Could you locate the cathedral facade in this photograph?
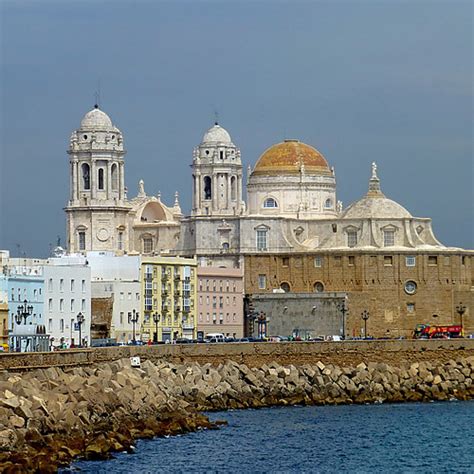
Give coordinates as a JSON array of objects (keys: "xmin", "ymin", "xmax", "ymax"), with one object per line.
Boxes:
[{"xmin": 65, "ymin": 108, "xmax": 472, "ymax": 338}]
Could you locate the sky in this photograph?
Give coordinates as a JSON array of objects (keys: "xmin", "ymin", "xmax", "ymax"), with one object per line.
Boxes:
[{"xmin": 0, "ymin": 0, "xmax": 472, "ymax": 257}]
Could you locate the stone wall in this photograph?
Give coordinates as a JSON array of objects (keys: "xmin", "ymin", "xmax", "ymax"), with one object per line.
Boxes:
[
  {"xmin": 245, "ymin": 252, "xmax": 473, "ymax": 338},
  {"xmin": 0, "ymin": 339, "xmax": 473, "ymax": 371}
]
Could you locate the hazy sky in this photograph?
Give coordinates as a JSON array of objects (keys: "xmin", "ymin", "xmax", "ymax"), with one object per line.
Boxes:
[{"xmin": 0, "ymin": 0, "xmax": 472, "ymax": 257}]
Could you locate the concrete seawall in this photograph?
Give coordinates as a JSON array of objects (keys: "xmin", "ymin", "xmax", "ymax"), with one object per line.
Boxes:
[{"xmin": 1, "ymin": 339, "xmax": 473, "ymax": 371}]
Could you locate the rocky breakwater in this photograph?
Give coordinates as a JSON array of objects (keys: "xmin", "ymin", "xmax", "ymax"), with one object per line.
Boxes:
[{"xmin": 1, "ymin": 356, "xmax": 473, "ymax": 472}]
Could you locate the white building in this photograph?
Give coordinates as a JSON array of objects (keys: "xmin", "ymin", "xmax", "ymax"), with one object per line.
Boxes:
[
  {"xmin": 44, "ymin": 257, "xmax": 91, "ymax": 348},
  {"xmin": 85, "ymin": 252, "xmax": 141, "ymax": 343}
]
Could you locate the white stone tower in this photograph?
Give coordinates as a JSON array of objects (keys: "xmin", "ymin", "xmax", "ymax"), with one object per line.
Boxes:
[
  {"xmin": 65, "ymin": 105, "xmax": 130, "ymax": 254},
  {"xmin": 191, "ymin": 123, "xmax": 243, "ymax": 217}
]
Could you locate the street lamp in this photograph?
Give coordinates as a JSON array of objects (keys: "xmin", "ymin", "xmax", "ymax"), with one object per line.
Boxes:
[
  {"xmin": 76, "ymin": 312, "xmax": 85, "ymax": 348},
  {"xmin": 153, "ymin": 312, "xmax": 161, "ymax": 343},
  {"xmin": 128, "ymin": 310, "xmax": 139, "ymax": 344},
  {"xmin": 16, "ymin": 299, "xmax": 33, "ymax": 325},
  {"xmin": 361, "ymin": 310, "xmax": 370, "ymax": 339},
  {"xmin": 336, "ymin": 299, "xmax": 348, "ymax": 340},
  {"xmin": 456, "ymin": 303, "xmax": 466, "ymax": 337}
]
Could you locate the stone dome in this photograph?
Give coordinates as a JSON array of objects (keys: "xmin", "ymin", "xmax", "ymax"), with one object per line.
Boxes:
[
  {"xmin": 202, "ymin": 123, "xmax": 232, "ymax": 144},
  {"xmin": 252, "ymin": 140, "xmax": 331, "ymax": 176},
  {"xmin": 343, "ymin": 162, "xmax": 412, "ymax": 219},
  {"xmin": 80, "ymin": 106, "xmax": 113, "ymax": 130},
  {"xmin": 343, "ymin": 196, "xmax": 412, "ymax": 219}
]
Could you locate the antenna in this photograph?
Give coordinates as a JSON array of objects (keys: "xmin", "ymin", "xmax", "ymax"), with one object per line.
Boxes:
[
  {"xmin": 214, "ymin": 109, "xmax": 219, "ymax": 125},
  {"xmin": 94, "ymin": 79, "xmax": 101, "ymax": 108}
]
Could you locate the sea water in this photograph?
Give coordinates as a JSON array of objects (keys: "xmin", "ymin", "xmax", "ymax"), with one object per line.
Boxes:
[{"xmin": 65, "ymin": 401, "xmax": 474, "ymax": 473}]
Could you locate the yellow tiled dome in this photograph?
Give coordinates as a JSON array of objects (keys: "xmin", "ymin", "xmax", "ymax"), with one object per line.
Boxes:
[{"xmin": 252, "ymin": 140, "xmax": 331, "ymax": 176}]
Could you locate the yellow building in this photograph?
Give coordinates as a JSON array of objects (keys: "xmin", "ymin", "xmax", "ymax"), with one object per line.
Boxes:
[
  {"xmin": 141, "ymin": 256, "xmax": 197, "ymax": 342},
  {"xmin": 0, "ymin": 302, "xmax": 8, "ymax": 350}
]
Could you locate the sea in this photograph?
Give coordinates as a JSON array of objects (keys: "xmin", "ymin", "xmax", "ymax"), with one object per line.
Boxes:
[{"xmin": 65, "ymin": 401, "xmax": 474, "ymax": 473}]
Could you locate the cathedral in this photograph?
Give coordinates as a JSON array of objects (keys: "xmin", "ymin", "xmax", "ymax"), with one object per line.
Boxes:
[{"xmin": 65, "ymin": 106, "xmax": 472, "ymax": 338}]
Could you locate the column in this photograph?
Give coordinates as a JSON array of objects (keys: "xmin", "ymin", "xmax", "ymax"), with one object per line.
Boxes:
[
  {"xmin": 75, "ymin": 161, "xmax": 80, "ymax": 201},
  {"xmin": 195, "ymin": 172, "xmax": 201, "ymax": 213},
  {"xmin": 107, "ymin": 161, "xmax": 112, "ymax": 200},
  {"xmin": 91, "ymin": 161, "xmax": 96, "ymax": 200},
  {"xmin": 237, "ymin": 176, "xmax": 242, "ymax": 212},
  {"xmin": 227, "ymin": 174, "xmax": 231, "ymax": 211},
  {"xmin": 119, "ymin": 162, "xmax": 125, "ymax": 201},
  {"xmin": 212, "ymin": 173, "xmax": 217, "ymax": 212}
]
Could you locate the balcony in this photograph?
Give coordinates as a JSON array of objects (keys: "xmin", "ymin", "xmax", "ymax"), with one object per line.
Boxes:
[{"xmin": 161, "ymin": 273, "xmax": 169, "ymax": 281}]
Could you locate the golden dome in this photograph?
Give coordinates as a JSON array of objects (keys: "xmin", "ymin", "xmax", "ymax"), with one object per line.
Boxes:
[{"xmin": 252, "ymin": 139, "xmax": 331, "ymax": 176}]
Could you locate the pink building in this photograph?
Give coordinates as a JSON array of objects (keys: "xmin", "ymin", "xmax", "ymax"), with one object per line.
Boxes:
[{"xmin": 197, "ymin": 267, "xmax": 244, "ymax": 338}]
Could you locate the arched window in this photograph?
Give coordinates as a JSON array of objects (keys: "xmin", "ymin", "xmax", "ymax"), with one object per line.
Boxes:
[
  {"xmin": 111, "ymin": 164, "xmax": 118, "ymax": 191},
  {"xmin": 314, "ymin": 281, "xmax": 324, "ymax": 293},
  {"xmin": 264, "ymin": 198, "xmax": 278, "ymax": 208},
  {"xmin": 324, "ymin": 198, "xmax": 332, "ymax": 209},
  {"xmin": 230, "ymin": 176, "xmax": 236, "ymax": 201},
  {"xmin": 204, "ymin": 176, "xmax": 212, "ymax": 200},
  {"xmin": 78, "ymin": 231, "xmax": 86, "ymax": 251},
  {"xmin": 82, "ymin": 163, "xmax": 90, "ymax": 190},
  {"xmin": 280, "ymin": 282, "xmax": 291, "ymax": 293},
  {"xmin": 98, "ymin": 168, "xmax": 104, "ymax": 190}
]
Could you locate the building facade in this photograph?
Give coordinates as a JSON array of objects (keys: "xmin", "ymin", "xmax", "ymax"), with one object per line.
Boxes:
[
  {"xmin": 141, "ymin": 256, "xmax": 197, "ymax": 342},
  {"xmin": 43, "ymin": 258, "xmax": 91, "ymax": 348},
  {"xmin": 197, "ymin": 266, "xmax": 244, "ymax": 338}
]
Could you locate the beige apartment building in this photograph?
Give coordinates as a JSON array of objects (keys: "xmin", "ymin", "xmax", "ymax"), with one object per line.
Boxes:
[{"xmin": 197, "ymin": 267, "xmax": 244, "ymax": 338}]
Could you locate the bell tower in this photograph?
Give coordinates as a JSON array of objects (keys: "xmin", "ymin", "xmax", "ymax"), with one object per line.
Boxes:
[
  {"xmin": 65, "ymin": 105, "xmax": 131, "ymax": 254},
  {"xmin": 191, "ymin": 123, "xmax": 243, "ymax": 217}
]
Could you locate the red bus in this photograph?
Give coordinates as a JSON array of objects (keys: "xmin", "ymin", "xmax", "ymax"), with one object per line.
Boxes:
[{"xmin": 413, "ymin": 324, "xmax": 462, "ymax": 339}]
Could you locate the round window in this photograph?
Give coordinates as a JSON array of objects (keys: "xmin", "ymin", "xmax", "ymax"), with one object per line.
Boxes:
[
  {"xmin": 314, "ymin": 282, "xmax": 324, "ymax": 293},
  {"xmin": 111, "ymin": 135, "xmax": 115, "ymax": 140},
  {"xmin": 205, "ymin": 150, "xmax": 210, "ymax": 155},
  {"xmin": 83, "ymin": 135, "xmax": 88, "ymax": 140},
  {"xmin": 404, "ymin": 280, "xmax": 417, "ymax": 295}
]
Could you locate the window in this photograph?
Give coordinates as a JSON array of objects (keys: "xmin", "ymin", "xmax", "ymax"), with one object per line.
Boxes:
[
  {"xmin": 203, "ymin": 176, "xmax": 212, "ymax": 200},
  {"xmin": 428, "ymin": 256, "xmax": 438, "ymax": 266},
  {"xmin": 404, "ymin": 280, "xmax": 417, "ymax": 295},
  {"xmin": 48, "ymin": 278, "xmax": 53, "ymax": 292},
  {"xmin": 314, "ymin": 256, "xmax": 323, "ymax": 268},
  {"xmin": 314, "ymin": 282, "xmax": 324, "ymax": 293},
  {"xmin": 219, "ymin": 150, "xmax": 224, "ymax": 160},
  {"xmin": 334, "ymin": 256, "xmax": 342, "ymax": 266},
  {"xmin": 348, "ymin": 256, "xmax": 355, "ymax": 266},
  {"xmin": 280, "ymin": 282, "xmax": 290, "ymax": 292},
  {"xmin": 128, "ymin": 292, "xmax": 132, "ymax": 300},
  {"xmin": 233, "ymin": 296, "xmax": 236, "ymax": 305},
  {"xmin": 78, "ymin": 232, "xmax": 86, "ymax": 251},
  {"xmin": 70, "ymin": 279, "xmax": 75, "ymax": 292},
  {"xmin": 60, "ymin": 279, "xmax": 64, "ymax": 292},
  {"xmin": 212, "ymin": 296, "xmax": 217, "ymax": 308},
  {"xmin": 407, "ymin": 303, "xmax": 415, "ymax": 313},
  {"xmin": 120, "ymin": 292, "xmax": 124, "ymax": 300},
  {"xmin": 70, "ymin": 299, "xmax": 74, "ymax": 312},
  {"xmin": 406, "ymin": 256, "xmax": 416, "ymax": 267},
  {"xmin": 444, "ymin": 256, "xmax": 451, "ymax": 266},
  {"xmin": 118, "ymin": 231, "xmax": 124, "ymax": 250},
  {"xmin": 33, "ymin": 289, "xmax": 37, "ymax": 300},
  {"xmin": 347, "ymin": 231, "xmax": 357, "ymax": 248},
  {"xmin": 111, "ymin": 163, "xmax": 118, "ymax": 191},
  {"xmin": 256, "ymin": 229, "xmax": 268, "ymax": 251},
  {"xmin": 199, "ymin": 313, "xmax": 203, "ymax": 322},
  {"xmin": 206, "ymin": 313, "xmax": 210, "ymax": 322},
  {"xmin": 81, "ymin": 299, "xmax": 86, "ymax": 311},
  {"xmin": 48, "ymin": 298, "xmax": 53, "ymax": 312},
  {"xmin": 263, "ymin": 198, "xmax": 278, "ymax": 208},
  {"xmin": 82, "ymin": 163, "xmax": 90, "ymax": 190},
  {"xmin": 120, "ymin": 312, "xmax": 124, "ymax": 325},
  {"xmin": 383, "ymin": 230, "xmax": 395, "ymax": 247},
  {"xmin": 206, "ymin": 296, "xmax": 210, "ymax": 305},
  {"xmin": 230, "ymin": 176, "xmax": 236, "ymax": 201},
  {"xmin": 98, "ymin": 168, "xmax": 104, "ymax": 190},
  {"xmin": 324, "ymin": 198, "xmax": 332, "ymax": 209},
  {"xmin": 384, "ymin": 256, "xmax": 393, "ymax": 266},
  {"xmin": 143, "ymin": 237, "xmax": 153, "ymax": 254},
  {"xmin": 258, "ymin": 275, "xmax": 266, "ymax": 289},
  {"xmin": 282, "ymin": 257, "xmax": 289, "ymax": 267},
  {"xmin": 199, "ymin": 296, "xmax": 202, "ymax": 305},
  {"xmin": 48, "ymin": 319, "xmax": 52, "ymax": 332},
  {"xmin": 81, "ymin": 280, "xmax": 86, "ymax": 293},
  {"xmin": 60, "ymin": 319, "xmax": 64, "ymax": 332}
]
